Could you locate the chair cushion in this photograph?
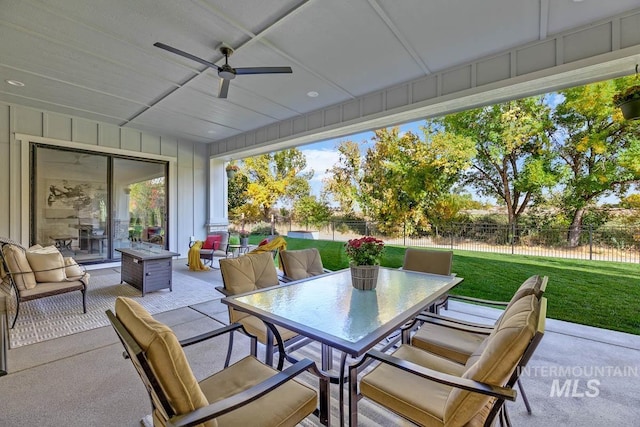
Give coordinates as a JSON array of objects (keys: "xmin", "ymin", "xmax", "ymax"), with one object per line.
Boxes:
[
  {"xmin": 503, "ymin": 275, "xmax": 542, "ymax": 312},
  {"xmin": 203, "ymin": 235, "xmax": 222, "ymax": 250},
  {"xmin": 411, "ymin": 323, "xmax": 486, "ymax": 364},
  {"xmin": 445, "ymin": 294, "xmax": 539, "ymax": 426},
  {"xmin": 201, "ymin": 356, "xmax": 317, "ymax": 427},
  {"xmin": 26, "ymin": 245, "xmax": 66, "ymax": 282},
  {"xmin": 219, "ymin": 252, "xmax": 279, "ymax": 295},
  {"xmin": 19, "ymin": 279, "xmax": 85, "ymax": 298},
  {"xmin": 114, "ymin": 297, "xmax": 213, "ymax": 426},
  {"xmin": 2, "ymin": 244, "xmax": 37, "ymax": 290},
  {"xmin": 64, "ymin": 257, "xmax": 84, "ymax": 278},
  {"xmin": 403, "ymin": 248, "xmax": 453, "ymax": 276},
  {"xmin": 360, "ymin": 344, "xmax": 466, "ymax": 426},
  {"xmin": 232, "ymin": 313, "xmax": 299, "ymax": 344},
  {"xmin": 280, "ymin": 248, "xmax": 325, "ymax": 280}
]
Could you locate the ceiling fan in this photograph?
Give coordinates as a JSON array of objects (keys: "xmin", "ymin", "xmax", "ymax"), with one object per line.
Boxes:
[{"xmin": 154, "ymin": 42, "xmax": 293, "ymax": 98}]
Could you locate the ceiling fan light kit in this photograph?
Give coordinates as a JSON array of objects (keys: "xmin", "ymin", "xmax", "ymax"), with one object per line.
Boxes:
[{"xmin": 154, "ymin": 42, "xmax": 292, "ymax": 98}]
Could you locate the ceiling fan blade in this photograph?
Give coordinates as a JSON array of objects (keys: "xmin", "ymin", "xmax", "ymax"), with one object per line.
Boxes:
[
  {"xmin": 218, "ymin": 78, "xmax": 230, "ymax": 98},
  {"xmin": 234, "ymin": 66, "xmax": 293, "ymax": 75},
  {"xmin": 154, "ymin": 42, "xmax": 221, "ymax": 71}
]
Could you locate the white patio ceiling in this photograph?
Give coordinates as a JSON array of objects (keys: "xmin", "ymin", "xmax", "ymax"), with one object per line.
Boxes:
[{"xmin": 2, "ymin": 0, "xmax": 640, "ymax": 158}]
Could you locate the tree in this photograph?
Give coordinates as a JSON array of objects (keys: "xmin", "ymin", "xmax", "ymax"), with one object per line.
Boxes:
[
  {"xmin": 227, "ymin": 166, "xmax": 249, "ymax": 217},
  {"xmin": 553, "ymin": 77, "xmax": 640, "ymax": 246},
  {"xmin": 242, "ymin": 148, "xmax": 313, "ymax": 220},
  {"xmin": 322, "ymin": 140, "xmax": 362, "ymax": 215},
  {"xmin": 323, "ymin": 127, "xmax": 475, "ymax": 234},
  {"xmin": 437, "ymin": 97, "xmax": 559, "ymax": 228},
  {"xmin": 292, "ymin": 195, "xmax": 332, "ymax": 230}
]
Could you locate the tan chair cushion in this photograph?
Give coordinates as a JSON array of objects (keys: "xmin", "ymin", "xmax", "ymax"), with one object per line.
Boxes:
[
  {"xmin": 19, "ymin": 279, "xmax": 85, "ymax": 298},
  {"xmin": 219, "ymin": 252, "xmax": 279, "ymax": 295},
  {"xmin": 445, "ymin": 294, "xmax": 539, "ymax": 425},
  {"xmin": 279, "ymin": 249, "xmax": 325, "ymax": 280},
  {"xmin": 202, "ymin": 356, "xmax": 317, "ymax": 427},
  {"xmin": 360, "ymin": 344, "xmax": 466, "ymax": 426},
  {"xmin": 115, "ymin": 297, "xmax": 213, "ymax": 427},
  {"xmin": 403, "ymin": 248, "xmax": 453, "ymax": 276},
  {"xmin": 2, "ymin": 244, "xmax": 37, "ymax": 290},
  {"xmin": 26, "ymin": 245, "xmax": 66, "ymax": 283},
  {"xmin": 231, "ymin": 313, "xmax": 299, "ymax": 344},
  {"xmin": 64, "ymin": 257, "xmax": 84, "ymax": 278},
  {"xmin": 411, "ymin": 323, "xmax": 486, "ymax": 364}
]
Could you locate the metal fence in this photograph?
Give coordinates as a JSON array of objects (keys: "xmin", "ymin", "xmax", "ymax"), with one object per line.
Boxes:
[{"xmin": 276, "ymin": 220, "xmax": 640, "ymax": 263}]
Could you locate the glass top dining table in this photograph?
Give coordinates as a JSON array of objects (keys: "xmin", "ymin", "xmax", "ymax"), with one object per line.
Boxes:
[
  {"xmin": 223, "ymin": 267, "xmax": 463, "ymax": 357},
  {"xmin": 223, "ymin": 267, "xmax": 463, "ymax": 426}
]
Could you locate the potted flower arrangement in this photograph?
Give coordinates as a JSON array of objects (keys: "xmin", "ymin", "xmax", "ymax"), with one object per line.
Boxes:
[
  {"xmin": 613, "ymin": 85, "xmax": 640, "ymax": 120},
  {"xmin": 345, "ymin": 236, "xmax": 385, "ymax": 290},
  {"xmin": 226, "ymin": 164, "xmax": 239, "ymax": 179}
]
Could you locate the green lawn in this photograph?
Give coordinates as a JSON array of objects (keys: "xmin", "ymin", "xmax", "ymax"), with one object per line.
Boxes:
[{"xmin": 260, "ymin": 236, "xmax": 640, "ymax": 335}]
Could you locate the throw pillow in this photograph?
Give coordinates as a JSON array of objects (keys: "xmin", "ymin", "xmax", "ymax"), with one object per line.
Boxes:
[
  {"xmin": 26, "ymin": 245, "xmax": 66, "ymax": 282},
  {"xmin": 64, "ymin": 257, "xmax": 84, "ymax": 278},
  {"xmin": 202, "ymin": 235, "xmax": 221, "ymax": 250},
  {"xmin": 2, "ymin": 245, "xmax": 37, "ymax": 290}
]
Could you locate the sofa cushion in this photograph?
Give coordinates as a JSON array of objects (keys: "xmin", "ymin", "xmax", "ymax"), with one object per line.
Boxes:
[
  {"xmin": 202, "ymin": 235, "xmax": 222, "ymax": 250},
  {"xmin": 2, "ymin": 245, "xmax": 37, "ymax": 290},
  {"xmin": 26, "ymin": 245, "xmax": 66, "ymax": 283},
  {"xmin": 64, "ymin": 257, "xmax": 84, "ymax": 278},
  {"xmin": 115, "ymin": 297, "xmax": 214, "ymax": 426}
]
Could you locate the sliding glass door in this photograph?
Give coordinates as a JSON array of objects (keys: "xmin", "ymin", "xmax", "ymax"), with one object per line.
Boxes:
[
  {"xmin": 31, "ymin": 145, "xmax": 168, "ymax": 263},
  {"xmin": 112, "ymin": 157, "xmax": 167, "ymax": 259}
]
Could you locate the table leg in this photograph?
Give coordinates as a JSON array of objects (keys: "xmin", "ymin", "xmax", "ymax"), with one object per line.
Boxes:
[{"xmin": 339, "ymin": 352, "xmax": 348, "ymax": 427}]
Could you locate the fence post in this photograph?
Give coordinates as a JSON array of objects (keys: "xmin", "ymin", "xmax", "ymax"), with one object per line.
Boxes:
[
  {"xmin": 450, "ymin": 229, "xmax": 454, "ymax": 250},
  {"xmin": 589, "ymin": 224, "xmax": 593, "ymax": 261},
  {"xmin": 403, "ymin": 221, "xmax": 406, "ymax": 247}
]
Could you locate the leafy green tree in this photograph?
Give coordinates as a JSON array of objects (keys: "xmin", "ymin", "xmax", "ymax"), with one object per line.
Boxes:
[
  {"xmin": 324, "ymin": 127, "xmax": 474, "ymax": 234},
  {"xmin": 322, "ymin": 141, "xmax": 362, "ymax": 215},
  {"xmin": 553, "ymin": 77, "xmax": 640, "ymax": 246},
  {"xmin": 293, "ymin": 195, "xmax": 332, "ymax": 230},
  {"xmin": 437, "ymin": 97, "xmax": 559, "ymax": 228},
  {"xmin": 242, "ymin": 148, "xmax": 312, "ymax": 220},
  {"xmin": 227, "ymin": 164, "xmax": 249, "ymax": 218}
]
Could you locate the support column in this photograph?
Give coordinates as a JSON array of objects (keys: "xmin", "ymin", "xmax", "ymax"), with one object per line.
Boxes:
[{"xmin": 207, "ymin": 158, "xmax": 229, "ymax": 232}]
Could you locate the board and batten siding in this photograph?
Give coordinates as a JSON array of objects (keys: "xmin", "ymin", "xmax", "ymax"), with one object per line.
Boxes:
[{"xmin": 0, "ymin": 102, "xmax": 210, "ymax": 258}]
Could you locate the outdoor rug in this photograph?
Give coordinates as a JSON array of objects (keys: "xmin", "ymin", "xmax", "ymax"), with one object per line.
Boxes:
[{"xmin": 4, "ymin": 267, "xmax": 222, "ymax": 348}]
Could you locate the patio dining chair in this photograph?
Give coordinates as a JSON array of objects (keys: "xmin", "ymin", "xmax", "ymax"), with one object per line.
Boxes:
[
  {"xmin": 278, "ymin": 248, "xmax": 331, "ymax": 282},
  {"xmin": 351, "ymin": 294, "xmax": 547, "ymax": 427},
  {"xmin": 107, "ymin": 296, "xmax": 320, "ymax": 427},
  {"xmin": 402, "ymin": 248, "xmax": 454, "ymax": 313},
  {"xmin": 217, "ymin": 252, "xmax": 311, "ymax": 368},
  {"xmin": 408, "ymin": 275, "xmax": 548, "ymax": 415}
]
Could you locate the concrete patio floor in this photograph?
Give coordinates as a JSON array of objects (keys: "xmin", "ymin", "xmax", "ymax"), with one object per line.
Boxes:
[{"xmin": 1, "ymin": 262, "xmax": 639, "ymax": 426}]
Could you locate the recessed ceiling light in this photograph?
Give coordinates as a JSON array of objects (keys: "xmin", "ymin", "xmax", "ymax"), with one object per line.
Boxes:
[
  {"xmin": 307, "ymin": 91, "xmax": 319, "ymax": 98},
  {"xmin": 6, "ymin": 79, "xmax": 25, "ymax": 87}
]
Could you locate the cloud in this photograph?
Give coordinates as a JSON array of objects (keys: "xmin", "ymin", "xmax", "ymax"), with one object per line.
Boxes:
[{"xmin": 300, "ymin": 148, "xmax": 341, "ymax": 196}]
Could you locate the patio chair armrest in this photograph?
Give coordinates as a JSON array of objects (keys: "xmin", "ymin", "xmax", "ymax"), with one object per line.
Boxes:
[
  {"xmin": 448, "ymin": 294, "xmax": 508, "ymax": 307},
  {"xmin": 416, "ymin": 313, "xmax": 493, "ymax": 333},
  {"xmin": 363, "ymin": 349, "xmax": 516, "ymax": 401},
  {"xmin": 166, "ymin": 358, "xmax": 317, "ymax": 427},
  {"xmin": 179, "ymin": 323, "xmax": 244, "ymax": 348}
]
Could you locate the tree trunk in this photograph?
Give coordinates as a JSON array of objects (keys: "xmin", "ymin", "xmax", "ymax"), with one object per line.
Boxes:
[{"xmin": 567, "ymin": 207, "xmax": 585, "ymax": 248}]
